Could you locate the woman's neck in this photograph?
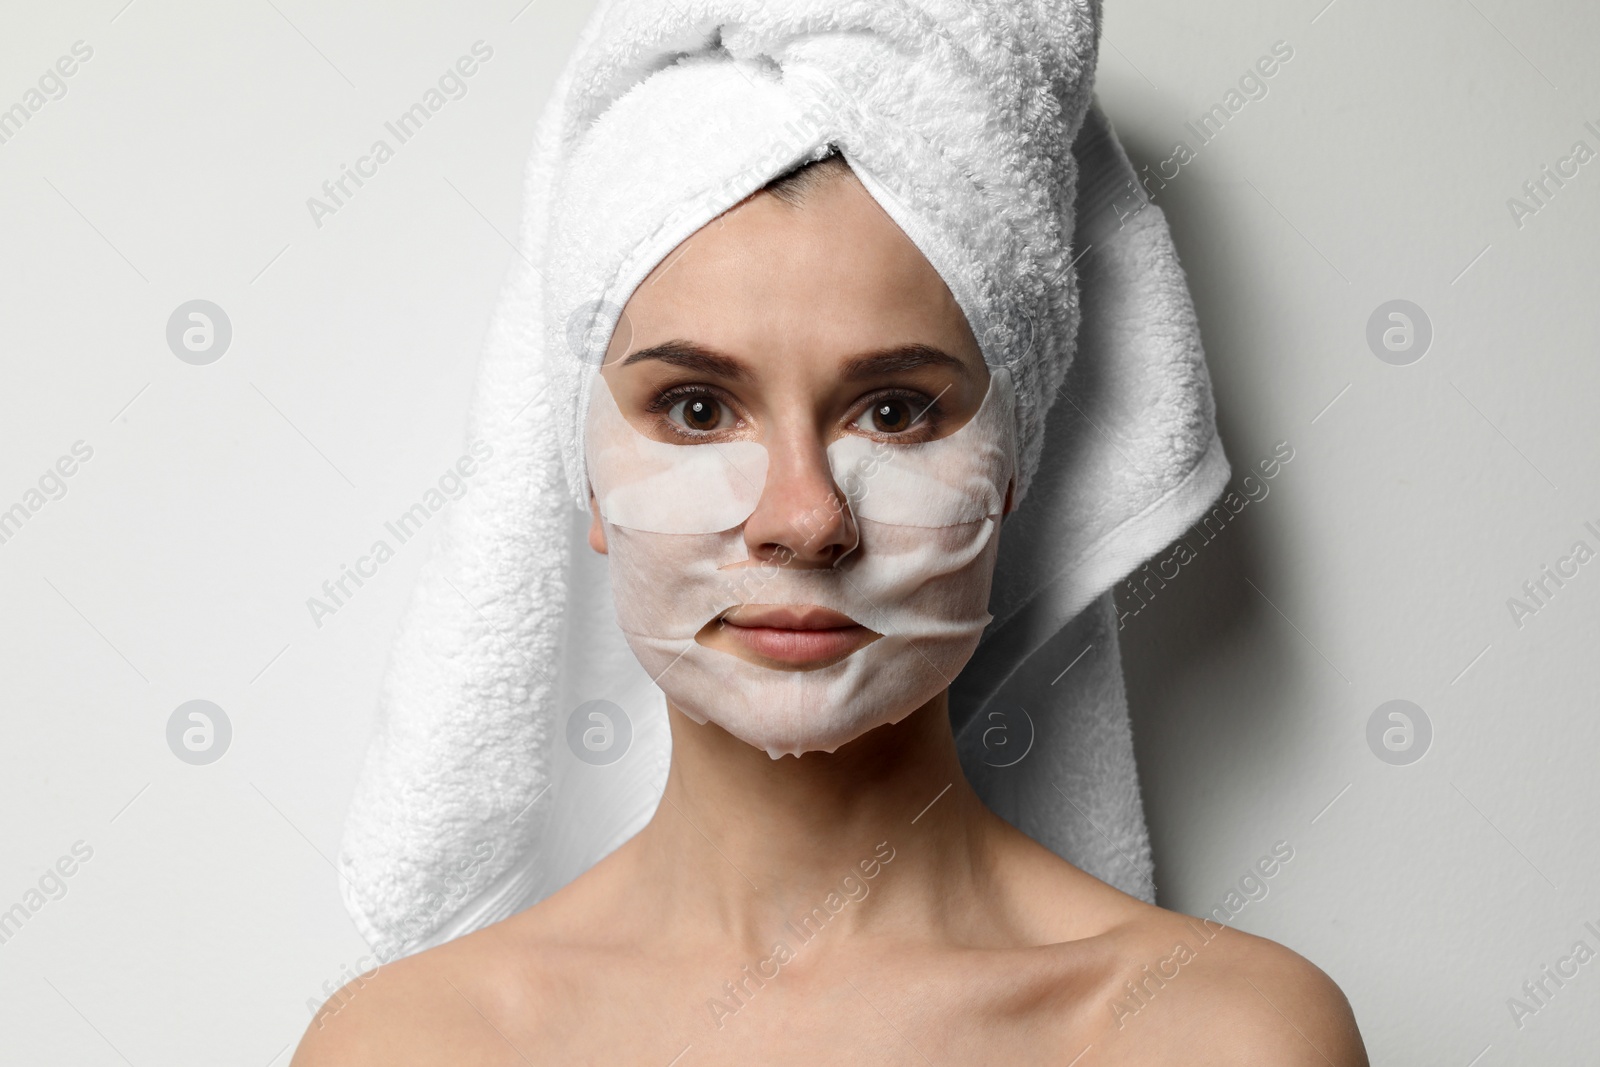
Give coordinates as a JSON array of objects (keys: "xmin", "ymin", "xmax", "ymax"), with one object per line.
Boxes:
[{"xmin": 621, "ymin": 691, "xmax": 1015, "ymax": 955}]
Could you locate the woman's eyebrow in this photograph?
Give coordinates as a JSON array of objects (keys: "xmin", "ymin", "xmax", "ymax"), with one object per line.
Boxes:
[
  {"xmin": 838, "ymin": 344, "xmax": 970, "ymax": 381},
  {"xmin": 618, "ymin": 340, "xmax": 753, "ymax": 382},
  {"xmin": 618, "ymin": 340, "xmax": 970, "ymax": 382}
]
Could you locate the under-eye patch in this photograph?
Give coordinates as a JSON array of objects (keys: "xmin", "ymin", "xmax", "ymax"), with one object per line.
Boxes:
[
  {"xmin": 826, "ymin": 366, "xmax": 1014, "ymax": 527},
  {"xmin": 584, "ymin": 366, "xmax": 1015, "ymax": 534},
  {"xmin": 584, "ymin": 379, "xmax": 769, "ymax": 534}
]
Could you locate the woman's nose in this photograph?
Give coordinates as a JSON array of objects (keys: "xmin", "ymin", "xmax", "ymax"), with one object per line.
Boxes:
[{"xmin": 741, "ymin": 431, "xmax": 858, "ymax": 567}]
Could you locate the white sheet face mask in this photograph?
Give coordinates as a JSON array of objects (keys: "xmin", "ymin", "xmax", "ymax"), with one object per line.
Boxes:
[{"xmin": 584, "ymin": 364, "xmax": 1016, "ymax": 758}]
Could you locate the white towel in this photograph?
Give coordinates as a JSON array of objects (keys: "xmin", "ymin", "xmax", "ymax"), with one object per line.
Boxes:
[{"xmin": 335, "ymin": 0, "xmax": 1229, "ymax": 959}]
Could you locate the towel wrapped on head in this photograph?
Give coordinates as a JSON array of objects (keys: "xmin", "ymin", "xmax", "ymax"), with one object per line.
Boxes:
[{"xmin": 336, "ymin": 0, "xmax": 1230, "ymax": 958}]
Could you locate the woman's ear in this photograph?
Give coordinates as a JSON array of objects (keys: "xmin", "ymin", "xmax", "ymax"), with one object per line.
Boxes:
[{"xmin": 587, "ymin": 490, "xmax": 608, "ymax": 554}]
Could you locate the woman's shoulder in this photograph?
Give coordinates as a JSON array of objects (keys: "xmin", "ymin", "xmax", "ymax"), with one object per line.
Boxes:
[
  {"xmin": 1069, "ymin": 897, "xmax": 1368, "ymax": 1066},
  {"xmin": 991, "ymin": 825, "xmax": 1364, "ymax": 1063},
  {"xmin": 288, "ymin": 917, "xmax": 555, "ymax": 1067}
]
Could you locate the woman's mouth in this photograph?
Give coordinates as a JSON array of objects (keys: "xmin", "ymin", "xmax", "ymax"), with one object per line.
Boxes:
[{"xmin": 699, "ymin": 605, "xmax": 880, "ymax": 669}]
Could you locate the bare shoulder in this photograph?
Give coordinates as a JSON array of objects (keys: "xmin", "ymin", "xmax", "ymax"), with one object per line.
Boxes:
[
  {"xmin": 982, "ymin": 818, "xmax": 1366, "ymax": 1063},
  {"xmin": 288, "ymin": 922, "xmax": 544, "ymax": 1067},
  {"xmin": 1087, "ymin": 904, "xmax": 1369, "ymax": 1066}
]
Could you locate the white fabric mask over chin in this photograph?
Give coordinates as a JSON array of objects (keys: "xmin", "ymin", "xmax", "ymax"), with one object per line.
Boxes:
[{"xmin": 584, "ymin": 364, "xmax": 1017, "ymax": 758}]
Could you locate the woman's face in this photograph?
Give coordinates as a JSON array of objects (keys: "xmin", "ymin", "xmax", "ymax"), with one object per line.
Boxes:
[
  {"xmin": 585, "ymin": 163, "xmax": 1011, "ymax": 755},
  {"xmin": 590, "ymin": 167, "xmax": 1012, "ymax": 669}
]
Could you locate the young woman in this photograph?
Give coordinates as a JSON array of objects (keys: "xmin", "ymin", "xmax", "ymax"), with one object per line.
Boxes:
[{"xmin": 292, "ymin": 152, "xmax": 1367, "ymax": 1066}]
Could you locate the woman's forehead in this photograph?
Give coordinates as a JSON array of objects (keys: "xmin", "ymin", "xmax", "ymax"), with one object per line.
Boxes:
[{"xmin": 611, "ymin": 176, "xmax": 983, "ymax": 379}]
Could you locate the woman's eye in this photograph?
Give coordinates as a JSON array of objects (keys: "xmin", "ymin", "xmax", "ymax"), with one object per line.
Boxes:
[
  {"xmin": 854, "ymin": 395, "xmax": 926, "ymax": 436},
  {"xmin": 666, "ymin": 392, "xmax": 727, "ymax": 434}
]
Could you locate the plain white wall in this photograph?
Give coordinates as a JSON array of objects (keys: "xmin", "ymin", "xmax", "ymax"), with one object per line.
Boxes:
[
  {"xmin": 1101, "ymin": 2, "xmax": 1600, "ymax": 1064},
  {"xmin": 0, "ymin": 0, "xmax": 1593, "ymax": 1063}
]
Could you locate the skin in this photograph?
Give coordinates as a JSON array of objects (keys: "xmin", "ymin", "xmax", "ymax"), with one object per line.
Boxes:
[{"xmin": 293, "ymin": 166, "xmax": 1368, "ymax": 1066}]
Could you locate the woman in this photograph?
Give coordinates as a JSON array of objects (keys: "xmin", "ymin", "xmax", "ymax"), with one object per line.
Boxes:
[
  {"xmin": 297, "ymin": 0, "xmax": 1363, "ymax": 1062},
  {"xmin": 293, "ymin": 149, "xmax": 1365, "ymax": 1065}
]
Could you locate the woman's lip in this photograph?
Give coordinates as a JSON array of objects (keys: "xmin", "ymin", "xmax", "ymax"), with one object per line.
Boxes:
[
  {"xmin": 720, "ymin": 605, "xmax": 860, "ymax": 630},
  {"xmin": 717, "ymin": 621, "xmax": 876, "ymax": 667},
  {"xmin": 705, "ymin": 606, "xmax": 878, "ymax": 667}
]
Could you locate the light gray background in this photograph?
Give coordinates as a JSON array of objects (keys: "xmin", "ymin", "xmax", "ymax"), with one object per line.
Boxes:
[{"xmin": 1, "ymin": 0, "xmax": 1594, "ymax": 1063}]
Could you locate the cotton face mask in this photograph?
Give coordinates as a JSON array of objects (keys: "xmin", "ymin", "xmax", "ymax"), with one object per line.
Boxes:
[{"xmin": 584, "ymin": 365, "xmax": 1016, "ymax": 758}]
